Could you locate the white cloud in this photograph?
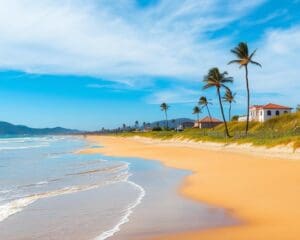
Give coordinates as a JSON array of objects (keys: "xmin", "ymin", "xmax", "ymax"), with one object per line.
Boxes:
[
  {"xmin": 246, "ymin": 26, "xmax": 300, "ymax": 107},
  {"xmin": 0, "ymin": 0, "xmax": 265, "ymax": 82},
  {"xmin": 0, "ymin": 0, "xmax": 298, "ymax": 109},
  {"xmin": 145, "ymin": 87, "xmax": 200, "ymax": 104}
]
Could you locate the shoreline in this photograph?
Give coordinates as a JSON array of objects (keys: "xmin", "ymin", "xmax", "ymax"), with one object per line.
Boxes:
[{"xmin": 81, "ymin": 135, "xmax": 300, "ymax": 240}]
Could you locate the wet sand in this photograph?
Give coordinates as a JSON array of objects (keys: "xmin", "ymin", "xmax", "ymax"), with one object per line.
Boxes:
[{"xmin": 82, "ymin": 136, "xmax": 300, "ymax": 240}]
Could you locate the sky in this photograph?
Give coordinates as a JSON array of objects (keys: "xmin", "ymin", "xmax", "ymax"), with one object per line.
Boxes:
[{"xmin": 0, "ymin": 0, "xmax": 300, "ymax": 130}]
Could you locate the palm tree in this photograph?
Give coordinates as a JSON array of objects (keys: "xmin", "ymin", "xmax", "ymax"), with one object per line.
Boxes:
[
  {"xmin": 198, "ymin": 96, "xmax": 212, "ymax": 127},
  {"xmin": 222, "ymin": 88, "xmax": 236, "ymax": 121},
  {"xmin": 228, "ymin": 42, "xmax": 261, "ymax": 135},
  {"xmin": 296, "ymin": 104, "xmax": 300, "ymax": 112},
  {"xmin": 134, "ymin": 120, "xmax": 139, "ymax": 129},
  {"xmin": 192, "ymin": 106, "xmax": 201, "ymax": 127},
  {"xmin": 160, "ymin": 102, "xmax": 169, "ymax": 129},
  {"xmin": 203, "ymin": 68, "xmax": 233, "ymax": 137}
]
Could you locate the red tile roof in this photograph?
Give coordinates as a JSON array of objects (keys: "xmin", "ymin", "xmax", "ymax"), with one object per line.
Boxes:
[
  {"xmin": 251, "ymin": 103, "xmax": 292, "ymax": 110},
  {"xmin": 196, "ymin": 116, "xmax": 223, "ymax": 123}
]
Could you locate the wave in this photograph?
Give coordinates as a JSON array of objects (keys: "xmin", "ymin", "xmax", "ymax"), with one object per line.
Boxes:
[
  {"xmin": 94, "ymin": 180, "xmax": 146, "ymax": 240},
  {"xmin": 66, "ymin": 164, "xmax": 128, "ymax": 177},
  {"xmin": 0, "ymin": 137, "xmax": 52, "ymax": 144},
  {"xmin": 17, "ymin": 181, "xmax": 50, "ymax": 189},
  {"xmin": 0, "ymin": 190, "xmax": 12, "ymax": 194},
  {"xmin": 0, "ymin": 144, "xmax": 49, "ymax": 151},
  {"xmin": 0, "ymin": 172, "xmax": 130, "ymax": 223}
]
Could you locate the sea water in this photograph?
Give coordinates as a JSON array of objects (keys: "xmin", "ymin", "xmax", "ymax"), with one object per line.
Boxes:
[{"xmin": 0, "ymin": 136, "xmax": 236, "ymax": 240}]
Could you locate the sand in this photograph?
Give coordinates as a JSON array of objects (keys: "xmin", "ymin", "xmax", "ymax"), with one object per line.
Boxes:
[{"xmin": 81, "ymin": 136, "xmax": 300, "ymax": 240}]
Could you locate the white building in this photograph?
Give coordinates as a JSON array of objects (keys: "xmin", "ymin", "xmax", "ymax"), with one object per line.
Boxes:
[{"xmin": 239, "ymin": 103, "xmax": 292, "ymax": 122}]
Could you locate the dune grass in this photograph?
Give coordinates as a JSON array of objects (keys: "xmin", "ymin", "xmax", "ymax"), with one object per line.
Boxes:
[{"xmin": 117, "ymin": 112, "xmax": 300, "ymax": 150}]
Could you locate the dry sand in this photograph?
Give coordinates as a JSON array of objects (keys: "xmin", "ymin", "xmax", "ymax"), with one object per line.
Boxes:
[{"xmin": 81, "ymin": 136, "xmax": 300, "ymax": 240}]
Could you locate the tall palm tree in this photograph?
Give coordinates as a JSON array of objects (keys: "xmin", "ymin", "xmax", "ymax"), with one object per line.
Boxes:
[
  {"xmin": 192, "ymin": 106, "xmax": 201, "ymax": 127},
  {"xmin": 198, "ymin": 96, "xmax": 212, "ymax": 128},
  {"xmin": 203, "ymin": 68, "xmax": 233, "ymax": 137},
  {"xmin": 228, "ymin": 42, "xmax": 261, "ymax": 135},
  {"xmin": 160, "ymin": 102, "xmax": 169, "ymax": 129},
  {"xmin": 222, "ymin": 88, "xmax": 236, "ymax": 121}
]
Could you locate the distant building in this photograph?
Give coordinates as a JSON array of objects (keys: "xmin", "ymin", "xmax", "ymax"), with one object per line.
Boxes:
[
  {"xmin": 181, "ymin": 121, "xmax": 194, "ymax": 128},
  {"xmin": 176, "ymin": 121, "xmax": 194, "ymax": 131},
  {"xmin": 194, "ymin": 116, "xmax": 223, "ymax": 129},
  {"xmin": 238, "ymin": 103, "xmax": 292, "ymax": 122},
  {"xmin": 238, "ymin": 115, "xmax": 247, "ymax": 122}
]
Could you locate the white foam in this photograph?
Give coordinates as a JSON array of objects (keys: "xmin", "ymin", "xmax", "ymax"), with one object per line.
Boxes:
[
  {"xmin": 0, "ymin": 144, "xmax": 49, "ymax": 151},
  {"xmin": 94, "ymin": 180, "xmax": 146, "ymax": 240},
  {"xmin": 36, "ymin": 181, "xmax": 49, "ymax": 186},
  {"xmin": 0, "ymin": 173, "xmax": 131, "ymax": 223},
  {"xmin": 0, "ymin": 190, "xmax": 12, "ymax": 194}
]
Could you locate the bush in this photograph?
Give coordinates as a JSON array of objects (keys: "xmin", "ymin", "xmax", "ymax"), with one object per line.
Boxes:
[
  {"xmin": 152, "ymin": 127, "xmax": 162, "ymax": 131},
  {"xmin": 231, "ymin": 115, "xmax": 239, "ymax": 121}
]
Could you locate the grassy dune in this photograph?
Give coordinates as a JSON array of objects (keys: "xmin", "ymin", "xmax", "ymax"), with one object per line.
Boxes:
[{"xmin": 118, "ymin": 112, "xmax": 300, "ymax": 150}]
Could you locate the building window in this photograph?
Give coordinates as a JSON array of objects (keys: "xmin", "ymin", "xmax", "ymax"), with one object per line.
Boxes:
[
  {"xmin": 276, "ymin": 110, "xmax": 280, "ymax": 116},
  {"xmin": 267, "ymin": 110, "xmax": 272, "ymax": 116},
  {"xmin": 260, "ymin": 111, "xmax": 262, "ymax": 116},
  {"xmin": 284, "ymin": 111, "xmax": 288, "ymax": 114}
]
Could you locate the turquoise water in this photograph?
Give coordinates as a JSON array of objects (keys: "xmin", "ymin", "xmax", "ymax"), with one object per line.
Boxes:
[
  {"xmin": 0, "ymin": 136, "xmax": 236, "ymax": 240},
  {"xmin": 0, "ymin": 136, "xmax": 139, "ymax": 239}
]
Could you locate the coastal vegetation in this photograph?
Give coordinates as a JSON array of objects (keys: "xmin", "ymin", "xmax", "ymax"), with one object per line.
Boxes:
[
  {"xmin": 198, "ymin": 96, "xmax": 212, "ymax": 127},
  {"xmin": 106, "ymin": 42, "xmax": 299, "ymax": 150},
  {"xmin": 117, "ymin": 111, "xmax": 300, "ymax": 150},
  {"xmin": 160, "ymin": 102, "xmax": 170, "ymax": 129},
  {"xmin": 192, "ymin": 106, "xmax": 201, "ymax": 123},
  {"xmin": 228, "ymin": 42, "xmax": 262, "ymax": 135},
  {"xmin": 222, "ymin": 88, "xmax": 236, "ymax": 121},
  {"xmin": 203, "ymin": 68, "xmax": 233, "ymax": 137}
]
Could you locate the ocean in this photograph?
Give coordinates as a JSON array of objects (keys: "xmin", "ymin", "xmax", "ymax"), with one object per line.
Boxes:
[{"xmin": 0, "ymin": 136, "xmax": 235, "ymax": 240}]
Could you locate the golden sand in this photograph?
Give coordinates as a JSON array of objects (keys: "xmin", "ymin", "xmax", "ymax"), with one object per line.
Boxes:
[{"xmin": 81, "ymin": 136, "xmax": 300, "ymax": 240}]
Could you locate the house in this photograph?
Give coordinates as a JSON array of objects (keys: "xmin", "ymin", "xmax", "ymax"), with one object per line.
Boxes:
[
  {"xmin": 194, "ymin": 116, "xmax": 223, "ymax": 129},
  {"xmin": 239, "ymin": 103, "xmax": 292, "ymax": 122}
]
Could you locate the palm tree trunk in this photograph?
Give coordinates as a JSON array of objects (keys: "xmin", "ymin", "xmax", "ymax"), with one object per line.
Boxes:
[
  {"xmin": 245, "ymin": 65, "xmax": 250, "ymax": 135},
  {"xmin": 197, "ymin": 113, "xmax": 199, "ymax": 128},
  {"xmin": 206, "ymin": 105, "xmax": 212, "ymax": 128},
  {"xmin": 217, "ymin": 88, "xmax": 231, "ymax": 137},
  {"xmin": 165, "ymin": 110, "xmax": 168, "ymax": 129},
  {"xmin": 229, "ymin": 102, "xmax": 232, "ymax": 121}
]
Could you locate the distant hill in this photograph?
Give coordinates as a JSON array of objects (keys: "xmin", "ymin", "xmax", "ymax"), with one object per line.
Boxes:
[
  {"xmin": 150, "ymin": 118, "xmax": 194, "ymax": 128},
  {"xmin": 0, "ymin": 121, "xmax": 81, "ymax": 135}
]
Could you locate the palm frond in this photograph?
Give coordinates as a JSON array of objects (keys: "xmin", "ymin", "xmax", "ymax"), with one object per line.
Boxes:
[
  {"xmin": 228, "ymin": 59, "xmax": 241, "ymax": 65},
  {"xmin": 230, "ymin": 42, "xmax": 248, "ymax": 58},
  {"xmin": 239, "ymin": 42, "xmax": 248, "ymax": 56},
  {"xmin": 249, "ymin": 49, "xmax": 257, "ymax": 60},
  {"xmin": 203, "ymin": 84, "xmax": 214, "ymax": 90},
  {"xmin": 250, "ymin": 60, "xmax": 262, "ymax": 67},
  {"xmin": 230, "ymin": 48, "xmax": 244, "ymax": 59}
]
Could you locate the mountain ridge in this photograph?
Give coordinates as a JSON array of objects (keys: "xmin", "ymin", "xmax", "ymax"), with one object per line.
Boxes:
[{"xmin": 0, "ymin": 121, "xmax": 81, "ymax": 135}]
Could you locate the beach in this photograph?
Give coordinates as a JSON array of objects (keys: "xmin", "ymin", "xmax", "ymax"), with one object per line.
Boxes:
[
  {"xmin": 82, "ymin": 135, "xmax": 300, "ymax": 240},
  {"xmin": 1, "ymin": 136, "xmax": 234, "ymax": 240}
]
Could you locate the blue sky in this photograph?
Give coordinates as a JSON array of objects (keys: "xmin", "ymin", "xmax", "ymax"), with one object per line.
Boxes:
[{"xmin": 0, "ymin": 0, "xmax": 300, "ymax": 130}]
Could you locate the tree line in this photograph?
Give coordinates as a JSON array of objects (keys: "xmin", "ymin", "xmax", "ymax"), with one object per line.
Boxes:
[{"xmin": 160, "ymin": 42, "xmax": 261, "ymax": 137}]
